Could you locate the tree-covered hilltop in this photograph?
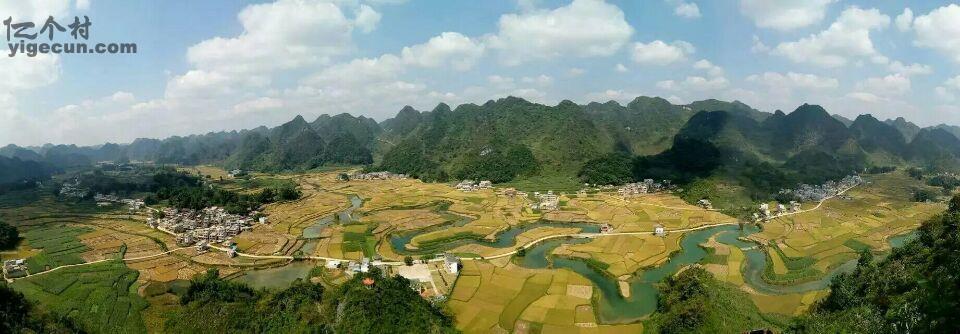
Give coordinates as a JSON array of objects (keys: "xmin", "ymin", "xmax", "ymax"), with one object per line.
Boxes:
[
  {"xmin": 574, "ymin": 103, "xmax": 960, "ymax": 211},
  {"xmin": 11, "ymin": 95, "xmax": 960, "ymax": 188},
  {"xmin": 0, "ymin": 156, "xmax": 55, "ymax": 194},
  {"xmin": 163, "ymin": 268, "xmax": 457, "ymax": 333},
  {"xmin": 371, "ymin": 97, "xmax": 757, "ymax": 182},
  {"xmin": 643, "ymin": 267, "xmax": 787, "ymax": 333},
  {"xmin": 374, "ymin": 98, "xmax": 607, "ymax": 181},
  {"xmin": 789, "ymin": 196, "xmax": 960, "ymax": 333}
]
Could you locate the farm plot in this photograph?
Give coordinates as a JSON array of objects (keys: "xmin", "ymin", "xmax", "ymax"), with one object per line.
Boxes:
[
  {"xmin": 11, "ymin": 261, "xmax": 149, "ymax": 333},
  {"xmin": 19, "ymin": 224, "xmax": 94, "ymax": 273},
  {"xmin": 448, "ymin": 261, "xmax": 644, "ymax": 333},
  {"xmin": 755, "ymin": 173, "xmax": 943, "ymax": 284}
]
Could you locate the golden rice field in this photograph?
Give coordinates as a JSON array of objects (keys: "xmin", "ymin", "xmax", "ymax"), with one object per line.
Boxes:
[{"xmin": 1, "ymin": 168, "xmax": 945, "ymax": 334}]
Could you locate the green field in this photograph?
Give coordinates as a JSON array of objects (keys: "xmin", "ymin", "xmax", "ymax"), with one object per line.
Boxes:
[
  {"xmin": 19, "ymin": 224, "xmax": 95, "ymax": 273},
  {"xmin": 11, "ymin": 261, "xmax": 149, "ymax": 333}
]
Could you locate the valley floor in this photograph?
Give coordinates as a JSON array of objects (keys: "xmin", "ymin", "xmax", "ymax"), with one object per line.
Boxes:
[{"xmin": 0, "ymin": 168, "xmax": 942, "ymax": 333}]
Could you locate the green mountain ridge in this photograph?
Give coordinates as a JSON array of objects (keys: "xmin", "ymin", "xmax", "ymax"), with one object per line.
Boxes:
[{"xmin": 7, "ymin": 96, "xmax": 960, "ymax": 195}]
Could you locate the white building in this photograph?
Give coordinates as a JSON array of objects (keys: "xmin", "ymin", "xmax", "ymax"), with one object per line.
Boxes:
[
  {"xmin": 653, "ymin": 224, "xmax": 665, "ymax": 236},
  {"xmin": 535, "ymin": 191, "xmax": 560, "ymax": 211},
  {"xmin": 444, "ymin": 254, "xmax": 461, "ymax": 274},
  {"xmin": 456, "ymin": 180, "xmax": 477, "ymax": 192}
]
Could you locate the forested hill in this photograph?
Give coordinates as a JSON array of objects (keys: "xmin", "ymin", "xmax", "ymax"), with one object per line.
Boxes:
[
  {"xmin": 7, "ymin": 96, "xmax": 960, "ymax": 187},
  {"xmin": 371, "ymin": 97, "xmax": 772, "ymax": 182}
]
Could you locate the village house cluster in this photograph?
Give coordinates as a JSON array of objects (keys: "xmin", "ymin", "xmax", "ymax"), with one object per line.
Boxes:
[
  {"xmin": 58, "ymin": 178, "xmax": 88, "ymax": 198},
  {"xmin": 531, "ymin": 191, "xmax": 559, "ymax": 211},
  {"xmin": 697, "ymin": 199, "xmax": 713, "ymax": 210},
  {"xmin": 778, "ymin": 175, "xmax": 863, "ymax": 203},
  {"xmin": 455, "ymin": 179, "xmax": 493, "ymax": 192},
  {"xmin": 754, "ymin": 201, "xmax": 802, "ymax": 222},
  {"xmin": 616, "ymin": 179, "xmax": 672, "ymax": 198},
  {"xmin": 147, "ymin": 206, "xmax": 257, "ymax": 247},
  {"xmin": 93, "ymin": 193, "xmax": 145, "ymax": 211},
  {"xmin": 347, "ymin": 171, "xmax": 408, "ymax": 181},
  {"xmin": 2, "ymin": 259, "xmax": 27, "ymax": 279},
  {"xmin": 228, "ymin": 169, "xmax": 247, "ymax": 178}
]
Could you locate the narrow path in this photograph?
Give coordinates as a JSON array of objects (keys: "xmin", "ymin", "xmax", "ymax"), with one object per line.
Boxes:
[{"xmin": 6, "ymin": 247, "xmax": 191, "ymax": 281}]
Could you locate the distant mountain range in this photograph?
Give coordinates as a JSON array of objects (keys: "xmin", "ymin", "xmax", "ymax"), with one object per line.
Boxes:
[{"xmin": 4, "ymin": 96, "xmax": 960, "ymax": 193}]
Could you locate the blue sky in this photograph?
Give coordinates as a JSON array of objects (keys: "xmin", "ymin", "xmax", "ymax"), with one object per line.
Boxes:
[{"xmin": 2, "ymin": 0, "xmax": 960, "ymax": 146}]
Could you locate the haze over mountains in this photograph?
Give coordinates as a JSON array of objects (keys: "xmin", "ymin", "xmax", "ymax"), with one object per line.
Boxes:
[{"xmin": 4, "ymin": 96, "xmax": 960, "ymax": 193}]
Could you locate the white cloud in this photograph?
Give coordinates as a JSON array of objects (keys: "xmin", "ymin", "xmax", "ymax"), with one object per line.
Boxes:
[
  {"xmin": 400, "ymin": 32, "xmax": 484, "ymax": 71},
  {"xmin": 692, "ymin": 59, "xmax": 723, "ymax": 77},
  {"xmin": 233, "ymin": 97, "xmax": 284, "ymax": 115},
  {"xmin": 186, "ymin": 0, "xmax": 356, "ymax": 74},
  {"xmin": 888, "ymin": 61, "xmax": 931, "ymax": 76},
  {"xmin": 516, "ymin": 0, "xmax": 540, "ymax": 12},
  {"xmin": 742, "ymin": 72, "xmax": 839, "ymax": 112},
  {"xmin": 670, "ymin": 1, "xmax": 701, "ymax": 19},
  {"xmin": 773, "ymin": 6, "xmax": 890, "ymax": 67},
  {"xmin": 946, "ymin": 75, "xmax": 960, "ymax": 90},
  {"xmin": 895, "ymin": 8, "xmax": 913, "ymax": 32},
  {"xmin": 845, "ymin": 92, "xmax": 884, "ymax": 103},
  {"xmin": 854, "ymin": 74, "xmax": 911, "ymax": 97},
  {"xmin": 750, "ymin": 35, "xmax": 769, "ymax": 53},
  {"xmin": 1, "ymin": 54, "xmax": 62, "ymax": 91},
  {"xmin": 615, "ymin": 63, "xmax": 628, "ymax": 73},
  {"xmin": 746, "ymin": 72, "xmax": 839, "ymax": 90},
  {"xmin": 656, "ymin": 76, "xmax": 728, "ymax": 92},
  {"xmin": 631, "ymin": 40, "xmax": 694, "ymax": 65},
  {"xmin": 303, "ymin": 55, "xmax": 404, "ymax": 87},
  {"xmin": 165, "ymin": 70, "xmax": 269, "ymax": 100},
  {"xmin": 568, "ymin": 68, "xmax": 586, "ymax": 76},
  {"xmin": 487, "ymin": 0, "xmax": 634, "ymax": 65},
  {"xmin": 913, "ymin": 4, "xmax": 960, "ymax": 62},
  {"xmin": 935, "ymin": 86, "xmax": 955, "ymax": 102},
  {"xmin": 39, "ymin": 91, "xmax": 151, "ymax": 145},
  {"xmin": 739, "ymin": 0, "xmax": 835, "ymax": 31},
  {"xmin": 354, "ymin": 4, "xmax": 381, "ymax": 33},
  {"xmin": 521, "ymin": 75, "xmax": 553, "ymax": 86},
  {"xmin": 584, "ymin": 89, "xmax": 644, "ymax": 103}
]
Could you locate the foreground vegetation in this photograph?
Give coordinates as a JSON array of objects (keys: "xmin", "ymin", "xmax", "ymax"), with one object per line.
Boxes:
[
  {"xmin": 789, "ymin": 196, "xmax": 960, "ymax": 333},
  {"xmin": 165, "ymin": 267, "xmax": 456, "ymax": 333},
  {"xmin": 645, "ymin": 267, "xmax": 787, "ymax": 333},
  {"xmin": 0, "ymin": 283, "xmax": 83, "ymax": 333},
  {"xmin": 10, "ymin": 261, "xmax": 148, "ymax": 333}
]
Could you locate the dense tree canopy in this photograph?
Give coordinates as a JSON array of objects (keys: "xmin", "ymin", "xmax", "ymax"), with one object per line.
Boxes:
[
  {"xmin": 165, "ymin": 268, "xmax": 456, "ymax": 333},
  {"xmin": 0, "ymin": 221, "xmax": 19, "ymax": 250},
  {"xmin": 577, "ymin": 153, "xmax": 634, "ymax": 185}
]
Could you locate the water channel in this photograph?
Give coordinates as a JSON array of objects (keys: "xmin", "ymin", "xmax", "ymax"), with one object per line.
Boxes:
[
  {"xmin": 516, "ymin": 224, "xmax": 921, "ymax": 324},
  {"xmin": 388, "ymin": 221, "xmax": 601, "ymax": 255},
  {"xmin": 234, "ymin": 194, "xmax": 362, "ymax": 289},
  {"xmin": 240, "ymin": 191, "xmax": 924, "ymax": 315},
  {"xmin": 297, "ymin": 194, "xmax": 363, "ymax": 255}
]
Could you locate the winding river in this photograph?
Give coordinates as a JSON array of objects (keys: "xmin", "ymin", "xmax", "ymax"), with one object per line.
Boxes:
[
  {"xmin": 515, "ymin": 224, "xmax": 918, "ymax": 324},
  {"xmin": 388, "ymin": 221, "xmax": 601, "ymax": 255}
]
